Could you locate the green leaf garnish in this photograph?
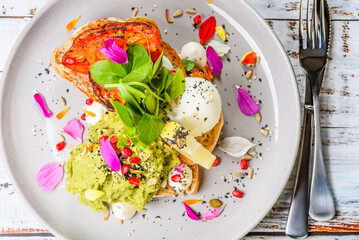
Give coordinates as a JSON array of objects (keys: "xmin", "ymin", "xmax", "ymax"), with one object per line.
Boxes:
[
  {"xmin": 182, "ymin": 59, "xmax": 195, "ymax": 71},
  {"xmin": 137, "ymin": 113, "xmax": 164, "ymax": 145}
]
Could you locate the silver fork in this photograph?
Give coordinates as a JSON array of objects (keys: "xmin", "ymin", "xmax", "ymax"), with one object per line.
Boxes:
[{"xmin": 299, "ymin": 0, "xmax": 335, "ymax": 222}]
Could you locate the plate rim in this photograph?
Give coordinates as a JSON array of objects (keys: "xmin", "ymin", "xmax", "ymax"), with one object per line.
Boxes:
[{"xmin": 0, "ymin": 0, "xmax": 301, "ymax": 239}]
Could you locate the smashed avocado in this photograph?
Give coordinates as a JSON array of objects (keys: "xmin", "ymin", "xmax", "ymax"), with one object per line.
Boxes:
[{"xmin": 65, "ymin": 112, "xmax": 180, "ymax": 211}]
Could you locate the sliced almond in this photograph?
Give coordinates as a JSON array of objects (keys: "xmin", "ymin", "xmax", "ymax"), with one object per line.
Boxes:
[
  {"xmin": 102, "ymin": 210, "xmax": 110, "ymax": 221},
  {"xmin": 246, "ymin": 69, "xmax": 253, "ymax": 79},
  {"xmin": 60, "ymin": 97, "xmax": 66, "ymax": 107},
  {"xmin": 243, "ymin": 154, "xmax": 253, "ymax": 160},
  {"xmin": 57, "ymin": 134, "xmax": 65, "ymax": 142},
  {"xmin": 248, "ymin": 168, "xmax": 254, "ymax": 179},
  {"xmin": 147, "ymin": 177, "xmax": 158, "ymax": 186},
  {"xmin": 260, "ymin": 128, "xmax": 269, "ymax": 136},
  {"xmin": 161, "ymin": 179, "xmax": 168, "ymax": 188},
  {"xmin": 255, "ymin": 112, "xmax": 262, "ymax": 124},
  {"xmin": 132, "ymin": 7, "xmax": 138, "ymax": 17},
  {"xmin": 173, "ymin": 9, "xmax": 183, "ymax": 17},
  {"xmin": 234, "ymin": 172, "xmax": 243, "ymax": 177},
  {"xmin": 186, "ymin": 8, "xmax": 197, "ymax": 14},
  {"xmin": 117, "ymin": 218, "xmax": 123, "ymax": 224}
]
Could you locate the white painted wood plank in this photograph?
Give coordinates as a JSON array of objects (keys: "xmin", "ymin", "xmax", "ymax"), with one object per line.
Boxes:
[{"xmin": 0, "ymin": 0, "xmax": 359, "ymax": 20}]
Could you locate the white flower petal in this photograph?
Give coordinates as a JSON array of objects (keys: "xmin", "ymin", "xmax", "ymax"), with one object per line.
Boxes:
[
  {"xmin": 207, "ymin": 40, "xmax": 231, "ymax": 57},
  {"xmin": 218, "ymin": 136, "xmax": 256, "ymax": 157}
]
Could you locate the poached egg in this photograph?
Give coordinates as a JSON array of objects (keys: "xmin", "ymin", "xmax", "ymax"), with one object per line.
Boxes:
[{"xmin": 167, "ymin": 77, "xmax": 222, "ymax": 137}]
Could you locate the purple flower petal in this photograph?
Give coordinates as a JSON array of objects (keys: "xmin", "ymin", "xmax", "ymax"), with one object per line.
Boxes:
[
  {"xmin": 236, "ymin": 87, "xmax": 260, "ymax": 116},
  {"xmin": 99, "ymin": 38, "xmax": 128, "ymax": 64},
  {"xmin": 64, "ymin": 119, "xmax": 84, "ymax": 143},
  {"xmin": 202, "ymin": 204, "xmax": 227, "ymax": 221},
  {"xmin": 182, "ymin": 203, "xmax": 201, "ymax": 221},
  {"xmin": 99, "ymin": 139, "xmax": 122, "ymax": 172},
  {"xmin": 34, "ymin": 91, "xmax": 52, "ymax": 118},
  {"xmin": 206, "ymin": 46, "xmax": 223, "ymax": 75},
  {"xmin": 36, "ymin": 163, "xmax": 63, "ymax": 192},
  {"xmin": 174, "ymin": 161, "xmax": 184, "ymax": 176}
]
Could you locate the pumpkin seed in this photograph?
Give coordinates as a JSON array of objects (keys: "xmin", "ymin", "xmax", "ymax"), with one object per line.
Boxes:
[
  {"xmin": 138, "ymin": 208, "xmax": 147, "ymax": 213},
  {"xmin": 248, "ymin": 168, "xmax": 254, "ymax": 179},
  {"xmin": 255, "ymin": 112, "xmax": 262, "ymax": 124},
  {"xmin": 234, "ymin": 172, "xmax": 243, "ymax": 177},
  {"xmin": 243, "ymin": 154, "xmax": 253, "ymax": 160},
  {"xmin": 173, "ymin": 9, "xmax": 183, "ymax": 17},
  {"xmin": 209, "ymin": 199, "xmax": 222, "ymax": 208},
  {"xmin": 132, "ymin": 7, "xmax": 138, "ymax": 17},
  {"xmin": 246, "ymin": 69, "xmax": 253, "ymax": 79}
]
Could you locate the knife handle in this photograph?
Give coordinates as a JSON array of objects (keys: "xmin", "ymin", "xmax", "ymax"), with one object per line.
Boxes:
[{"xmin": 285, "ymin": 107, "xmax": 312, "ymax": 239}]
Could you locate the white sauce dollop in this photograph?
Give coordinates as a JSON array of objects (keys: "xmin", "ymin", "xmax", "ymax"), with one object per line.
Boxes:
[
  {"xmin": 84, "ymin": 101, "xmax": 108, "ymax": 125},
  {"xmin": 180, "ymin": 42, "xmax": 207, "ymax": 69},
  {"xmin": 167, "ymin": 77, "xmax": 222, "ymax": 137},
  {"xmin": 112, "ymin": 202, "xmax": 137, "ymax": 220},
  {"xmin": 168, "ymin": 165, "xmax": 193, "ymax": 192}
]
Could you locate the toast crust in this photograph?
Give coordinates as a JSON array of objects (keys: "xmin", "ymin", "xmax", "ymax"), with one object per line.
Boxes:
[{"xmin": 52, "ymin": 17, "xmax": 223, "ymax": 197}]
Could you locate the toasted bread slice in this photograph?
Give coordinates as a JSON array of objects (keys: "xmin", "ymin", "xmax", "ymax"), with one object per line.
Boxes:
[{"xmin": 51, "ymin": 17, "xmax": 222, "ymax": 197}]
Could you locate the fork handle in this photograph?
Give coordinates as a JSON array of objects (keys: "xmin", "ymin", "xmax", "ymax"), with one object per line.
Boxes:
[
  {"xmin": 286, "ymin": 106, "xmax": 312, "ymax": 239},
  {"xmin": 309, "ymin": 85, "xmax": 335, "ymax": 221}
]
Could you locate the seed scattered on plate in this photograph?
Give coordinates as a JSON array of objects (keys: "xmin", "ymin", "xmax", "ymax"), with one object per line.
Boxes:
[
  {"xmin": 229, "ymin": 173, "xmax": 233, "ymax": 181},
  {"xmin": 260, "ymin": 128, "xmax": 269, "ymax": 136},
  {"xmin": 243, "ymin": 154, "xmax": 253, "ymax": 160},
  {"xmin": 46, "ymin": 88, "xmax": 51, "ymax": 92},
  {"xmin": 186, "ymin": 8, "xmax": 197, "ymax": 14},
  {"xmin": 245, "ymin": 69, "xmax": 253, "ymax": 79},
  {"xmin": 132, "ymin": 7, "xmax": 138, "ymax": 17},
  {"xmin": 234, "ymin": 172, "xmax": 243, "ymax": 177},
  {"xmin": 144, "ymin": 217, "xmax": 148, "ymax": 221},
  {"xmin": 173, "ymin": 9, "xmax": 183, "ymax": 18},
  {"xmin": 155, "ymin": 216, "xmax": 162, "ymax": 220},
  {"xmin": 178, "ymin": 226, "xmax": 182, "ymax": 231},
  {"xmin": 164, "ymin": 29, "xmax": 168, "ymax": 34},
  {"xmin": 266, "ymin": 148, "xmax": 271, "ymax": 152},
  {"xmin": 39, "ymin": 117, "xmax": 43, "ymax": 120},
  {"xmin": 70, "ymin": 144, "xmax": 76, "ymax": 149},
  {"xmin": 102, "ymin": 210, "xmax": 110, "ymax": 221},
  {"xmin": 128, "ymin": 232, "xmax": 131, "ymax": 237},
  {"xmin": 209, "ymin": 198, "xmax": 222, "ymax": 208},
  {"xmin": 117, "ymin": 218, "xmax": 123, "ymax": 224},
  {"xmin": 257, "ymin": 56, "xmax": 261, "ymax": 62},
  {"xmin": 57, "ymin": 134, "xmax": 65, "ymax": 142},
  {"xmin": 255, "ymin": 112, "xmax": 262, "ymax": 124},
  {"xmin": 248, "ymin": 168, "xmax": 254, "ymax": 179},
  {"xmin": 153, "ymin": 4, "xmax": 158, "ymax": 8},
  {"xmin": 198, "ymin": 195, "xmax": 205, "ymax": 199},
  {"xmin": 52, "ymin": 77, "xmax": 57, "ymax": 81},
  {"xmin": 138, "ymin": 208, "xmax": 147, "ymax": 213},
  {"xmin": 60, "ymin": 96, "xmax": 66, "ymax": 107},
  {"xmin": 249, "ymin": 151, "xmax": 257, "ymax": 157}
]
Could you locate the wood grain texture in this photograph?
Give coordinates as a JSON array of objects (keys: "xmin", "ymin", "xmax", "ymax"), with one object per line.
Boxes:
[{"xmin": 0, "ymin": 0, "xmax": 358, "ymax": 239}]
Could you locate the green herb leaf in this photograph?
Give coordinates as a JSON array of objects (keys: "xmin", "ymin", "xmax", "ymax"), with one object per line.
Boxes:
[
  {"xmin": 121, "ymin": 61, "xmax": 153, "ymax": 83},
  {"xmin": 90, "ymin": 60, "xmax": 127, "ymax": 87},
  {"xmin": 167, "ymin": 69, "xmax": 186, "ymax": 100},
  {"xmin": 110, "ymin": 99, "xmax": 133, "ymax": 128},
  {"xmin": 126, "ymin": 103, "xmax": 142, "ymax": 125},
  {"xmin": 124, "ymin": 44, "xmax": 151, "ymax": 72},
  {"xmin": 152, "ymin": 52, "xmax": 163, "ymax": 78},
  {"xmin": 137, "ymin": 113, "xmax": 164, "ymax": 145},
  {"xmin": 163, "ymin": 68, "xmax": 173, "ymax": 91},
  {"xmin": 182, "ymin": 59, "xmax": 195, "ymax": 71},
  {"xmin": 117, "ymin": 136, "xmax": 129, "ymax": 148},
  {"xmin": 122, "ymin": 84, "xmax": 146, "ymax": 102},
  {"xmin": 118, "ymin": 85, "xmax": 144, "ymax": 114}
]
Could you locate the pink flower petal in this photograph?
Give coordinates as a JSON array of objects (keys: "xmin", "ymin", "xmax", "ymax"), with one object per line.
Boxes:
[
  {"xmin": 174, "ymin": 161, "xmax": 184, "ymax": 176},
  {"xmin": 99, "ymin": 38, "xmax": 128, "ymax": 64},
  {"xmin": 99, "ymin": 139, "xmax": 122, "ymax": 172},
  {"xmin": 236, "ymin": 87, "xmax": 260, "ymax": 116},
  {"xmin": 182, "ymin": 203, "xmax": 201, "ymax": 221},
  {"xmin": 36, "ymin": 163, "xmax": 63, "ymax": 192},
  {"xmin": 206, "ymin": 46, "xmax": 223, "ymax": 75},
  {"xmin": 202, "ymin": 204, "xmax": 227, "ymax": 221},
  {"xmin": 64, "ymin": 119, "xmax": 84, "ymax": 143},
  {"xmin": 34, "ymin": 91, "xmax": 52, "ymax": 118}
]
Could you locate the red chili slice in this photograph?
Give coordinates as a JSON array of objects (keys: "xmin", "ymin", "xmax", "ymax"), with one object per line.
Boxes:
[
  {"xmin": 199, "ymin": 16, "xmax": 216, "ymax": 44},
  {"xmin": 193, "ymin": 15, "xmax": 202, "ymax": 25},
  {"xmin": 240, "ymin": 159, "xmax": 248, "ymax": 170}
]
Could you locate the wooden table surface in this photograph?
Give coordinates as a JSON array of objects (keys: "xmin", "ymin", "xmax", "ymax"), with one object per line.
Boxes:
[{"xmin": 0, "ymin": 0, "xmax": 358, "ymax": 239}]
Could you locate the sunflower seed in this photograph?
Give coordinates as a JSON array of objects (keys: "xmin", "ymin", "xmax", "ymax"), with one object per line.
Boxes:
[
  {"xmin": 249, "ymin": 151, "xmax": 257, "ymax": 156},
  {"xmin": 57, "ymin": 134, "xmax": 65, "ymax": 142},
  {"xmin": 255, "ymin": 112, "xmax": 262, "ymax": 123},
  {"xmin": 243, "ymin": 154, "xmax": 253, "ymax": 160},
  {"xmin": 153, "ymin": 4, "xmax": 158, "ymax": 8},
  {"xmin": 81, "ymin": 145, "xmax": 88, "ymax": 155},
  {"xmin": 186, "ymin": 8, "xmax": 197, "ymax": 14},
  {"xmin": 60, "ymin": 97, "xmax": 66, "ymax": 107},
  {"xmin": 161, "ymin": 179, "xmax": 168, "ymax": 188},
  {"xmin": 260, "ymin": 128, "xmax": 269, "ymax": 136},
  {"xmin": 132, "ymin": 7, "xmax": 138, "ymax": 17},
  {"xmin": 173, "ymin": 9, "xmax": 183, "ymax": 17},
  {"xmin": 245, "ymin": 69, "xmax": 253, "ymax": 79},
  {"xmin": 130, "ymin": 170, "xmax": 144, "ymax": 174},
  {"xmin": 257, "ymin": 56, "xmax": 261, "ymax": 62},
  {"xmin": 102, "ymin": 210, "xmax": 110, "ymax": 221},
  {"xmin": 234, "ymin": 172, "xmax": 243, "ymax": 177},
  {"xmin": 138, "ymin": 208, "xmax": 147, "ymax": 213},
  {"xmin": 248, "ymin": 168, "xmax": 254, "ymax": 179}
]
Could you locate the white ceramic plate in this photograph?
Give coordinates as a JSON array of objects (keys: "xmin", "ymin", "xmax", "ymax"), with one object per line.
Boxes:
[{"xmin": 0, "ymin": 0, "xmax": 300, "ymax": 239}]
